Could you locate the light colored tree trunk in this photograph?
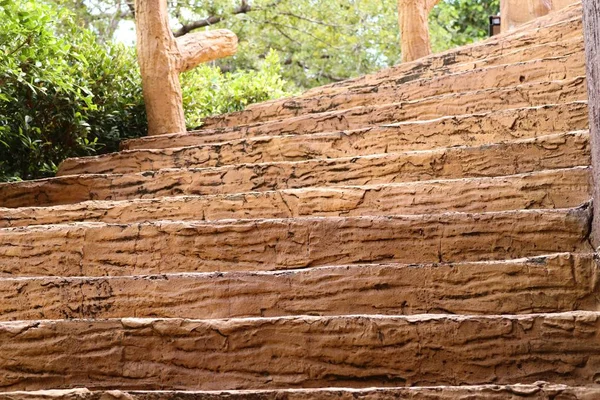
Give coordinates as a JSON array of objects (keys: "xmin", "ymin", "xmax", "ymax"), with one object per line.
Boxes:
[
  {"xmin": 501, "ymin": 0, "xmax": 578, "ymax": 32},
  {"xmin": 134, "ymin": 0, "xmax": 238, "ymax": 136},
  {"xmin": 398, "ymin": 0, "xmax": 441, "ymax": 63},
  {"xmin": 582, "ymin": 0, "xmax": 600, "ymax": 245}
]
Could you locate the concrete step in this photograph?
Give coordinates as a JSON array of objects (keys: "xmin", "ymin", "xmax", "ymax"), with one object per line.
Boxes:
[
  {"xmin": 303, "ymin": 5, "xmax": 583, "ymax": 97},
  {"xmin": 61, "ymin": 102, "xmax": 589, "ymax": 175},
  {"xmin": 199, "ymin": 55, "xmax": 584, "ymax": 128},
  {"xmin": 1, "ymin": 168, "xmax": 591, "ymax": 228},
  {"xmin": 1, "ymin": 384, "xmax": 600, "ymax": 399},
  {"xmin": 1, "ymin": 131, "xmax": 589, "ymax": 208},
  {"xmin": 199, "ymin": 76, "xmax": 586, "ymax": 137},
  {"xmin": 131, "ymin": 76, "xmax": 586, "ymax": 150},
  {"xmin": 1, "ymin": 253, "xmax": 596, "ymax": 320},
  {"xmin": 0, "ymin": 206, "xmax": 591, "ymax": 277},
  {"xmin": 1, "ymin": 311, "xmax": 600, "ymax": 390},
  {"xmin": 120, "ymin": 101, "xmax": 588, "ymax": 152}
]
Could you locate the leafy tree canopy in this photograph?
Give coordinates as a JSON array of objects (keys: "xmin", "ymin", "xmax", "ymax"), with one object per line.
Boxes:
[{"xmin": 51, "ymin": 0, "xmax": 500, "ymax": 88}]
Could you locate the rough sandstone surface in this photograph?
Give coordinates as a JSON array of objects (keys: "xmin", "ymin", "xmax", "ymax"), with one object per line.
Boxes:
[
  {"xmin": 0, "ymin": 168, "xmax": 590, "ymax": 228},
  {"xmin": 195, "ymin": 55, "xmax": 584, "ymax": 128},
  {"xmin": 1, "ymin": 312, "xmax": 600, "ymax": 391},
  {"xmin": 0, "ymin": 207, "xmax": 591, "ymax": 277},
  {"xmin": 60, "ymin": 102, "xmax": 590, "ymax": 175},
  {"xmin": 120, "ymin": 101, "xmax": 589, "ymax": 151},
  {"xmin": 0, "ymin": 3, "xmax": 597, "ymax": 397},
  {"xmin": 0, "ymin": 131, "xmax": 590, "ymax": 208},
  {"xmin": 0, "ymin": 253, "xmax": 596, "ymax": 320}
]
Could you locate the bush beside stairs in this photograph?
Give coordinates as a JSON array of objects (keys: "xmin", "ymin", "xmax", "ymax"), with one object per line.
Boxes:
[{"xmin": 0, "ymin": 3, "xmax": 599, "ymax": 399}]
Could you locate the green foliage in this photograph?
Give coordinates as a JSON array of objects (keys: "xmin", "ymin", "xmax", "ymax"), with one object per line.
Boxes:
[
  {"xmin": 182, "ymin": 50, "xmax": 296, "ymax": 128},
  {"xmin": 430, "ymin": 0, "xmax": 500, "ymax": 52},
  {"xmin": 0, "ymin": 1, "xmax": 293, "ymax": 181},
  {"xmin": 0, "ymin": 0, "xmax": 146, "ymax": 181}
]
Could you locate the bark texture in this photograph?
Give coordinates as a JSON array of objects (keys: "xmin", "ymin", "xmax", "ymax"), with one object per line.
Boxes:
[
  {"xmin": 134, "ymin": 0, "xmax": 237, "ymax": 136},
  {"xmin": 501, "ymin": 0, "xmax": 579, "ymax": 32},
  {"xmin": 398, "ymin": 0, "xmax": 441, "ymax": 62},
  {"xmin": 582, "ymin": 0, "xmax": 600, "ymax": 245}
]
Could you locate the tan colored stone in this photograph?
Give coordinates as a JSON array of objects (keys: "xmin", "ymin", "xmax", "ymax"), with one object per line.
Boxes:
[
  {"xmin": 304, "ymin": 5, "xmax": 582, "ymax": 97},
  {"xmin": 196, "ymin": 77, "xmax": 586, "ymax": 137},
  {"xmin": 0, "ymin": 207, "xmax": 591, "ymax": 277},
  {"xmin": 0, "ymin": 168, "xmax": 590, "ymax": 228},
  {"xmin": 0, "ymin": 253, "xmax": 596, "ymax": 320},
  {"xmin": 0, "ymin": 131, "xmax": 588, "ymax": 208},
  {"xmin": 3, "ymin": 384, "xmax": 600, "ymax": 399},
  {"xmin": 60, "ymin": 102, "xmax": 590, "ymax": 176},
  {"xmin": 121, "ymin": 101, "xmax": 588, "ymax": 151},
  {"xmin": 197, "ymin": 55, "xmax": 584, "ymax": 128},
  {"xmin": 1, "ymin": 312, "xmax": 600, "ymax": 390}
]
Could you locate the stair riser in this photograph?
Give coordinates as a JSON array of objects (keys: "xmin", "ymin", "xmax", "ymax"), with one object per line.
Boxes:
[
  {"xmin": 305, "ymin": 9, "xmax": 582, "ymax": 97},
  {"xmin": 202, "ymin": 55, "xmax": 584, "ymax": 127},
  {"xmin": 226, "ymin": 78, "xmax": 586, "ymax": 138},
  {"xmin": 3, "ymin": 131, "xmax": 588, "ymax": 208},
  {"xmin": 301, "ymin": 37, "xmax": 583, "ymax": 101},
  {"xmin": 262, "ymin": 13, "xmax": 583, "ymax": 103},
  {"xmin": 1, "ymin": 254, "xmax": 596, "ymax": 320},
  {"xmin": 1, "ymin": 312, "xmax": 599, "ymax": 390},
  {"xmin": 62, "ymin": 102, "xmax": 590, "ymax": 175},
  {"xmin": 120, "ymin": 101, "xmax": 588, "ymax": 151},
  {"xmin": 1, "ymin": 168, "xmax": 591, "ymax": 228},
  {"xmin": 0, "ymin": 208, "xmax": 590, "ymax": 277},
  {"xmin": 125, "ymin": 77, "xmax": 586, "ymax": 151}
]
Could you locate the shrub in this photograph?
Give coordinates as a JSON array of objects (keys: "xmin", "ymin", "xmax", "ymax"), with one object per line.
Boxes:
[
  {"xmin": 182, "ymin": 50, "xmax": 295, "ymax": 128},
  {"xmin": 0, "ymin": 1, "xmax": 293, "ymax": 181},
  {"xmin": 0, "ymin": 1, "xmax": 146, "ymax": 181}
]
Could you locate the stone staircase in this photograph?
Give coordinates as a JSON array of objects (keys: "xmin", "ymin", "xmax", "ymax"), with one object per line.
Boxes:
[{"xmin": 1, "ymin": 2, "xmax": 599, "ymax": 399}]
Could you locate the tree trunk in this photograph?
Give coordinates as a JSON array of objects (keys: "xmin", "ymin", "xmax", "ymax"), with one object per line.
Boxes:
[
  {"xmin": 398, "ymin": 0, "xmax": 440, "ymax": 63},
  {"xmin": 134, "ymin": 0, "xmax": 238, "ymax": 136},
  {"xmin": 583, "ymin": 0, "xmax": 600, "ymax": 246}
]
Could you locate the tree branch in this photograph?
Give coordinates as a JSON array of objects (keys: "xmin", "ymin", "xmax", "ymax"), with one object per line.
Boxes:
[
  {"xmin": 174, "ymin": 0, "xmax": 252, "ymax": 37},
  {"xmin": 176, "ymin": 29, "xmax": 238, "ymax": 73}
]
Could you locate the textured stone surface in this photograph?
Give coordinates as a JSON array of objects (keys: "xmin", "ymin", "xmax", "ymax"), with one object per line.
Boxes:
[
  {"xmin": 0, "ymin": 131, "xmax": 589, "ymax": 208},
  {"xmin": 1, "ymin": 312, "xmax": 600, "ymax": 390},
  {"xmin": 0, "ymin": 168, "xmax": 590, "ymax": 228},
  {"xmin": 2, "ymin": 383, "xmax": 600, "ymax": 399},
  {"xmin": 0, "ymin": 207, "xmax": 591, "ymax": 277},
  {"xmin": 187, "ymin": 77, "xmax": 589, "ymax": 142},
  {"xmin": 0, "ymin": 253, "xmax": 596, "ymax": 320},
  {"xmin": 61, "ymin": 102, "xmax": 590, "ymax": 175},
  {"xmin": 196, "ymin": 55, "xmax": 584, "ymax": 127},
  {"xmin": 302, "ymin": 5, "xmax": 583, "ymax": 97},
  {"xmin": 120, "ymin": 101, "xmax": 589, "ymax": 151}
]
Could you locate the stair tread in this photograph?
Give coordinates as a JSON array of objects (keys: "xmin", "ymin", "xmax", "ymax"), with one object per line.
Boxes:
[
  {"xmin": 120, "ymin": 101, "xmax": 588, "ymax": 151},
  {"xmin": 1, "ymin": 167, "xmax": 591, "ymax": 227},
  {"xmin": 0, "ymin": 252, "xmax": 595, "ymax": 320},
  {"xmin": 1, "ymin": 131, "xmax": 589, "ymax": 208},
  {"xmin": 141, "ymin": 77, "xmax": 588, "ymax": 146},
  {"xmin": 1, "ymin": 311, "xmax": 600, "ymax": 390},
  {"xmin": 0, "ymin": 206, "xmax": 592, "ymax": 277},
  {"xmin": 60, "ymin": 102, "xmax": 590, "ymax": 175},
  {"xmin": 198, "ymin": 55, "xmax": 584, "ymax": 127}
]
